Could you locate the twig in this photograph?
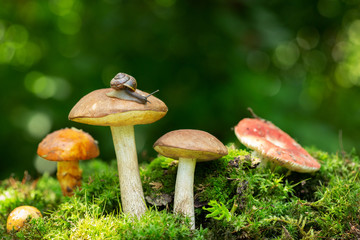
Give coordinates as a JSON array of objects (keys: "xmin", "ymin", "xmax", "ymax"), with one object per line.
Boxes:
[{"xmin": 247, "ymin": 107, "xmax": 261, "ymax": 120}]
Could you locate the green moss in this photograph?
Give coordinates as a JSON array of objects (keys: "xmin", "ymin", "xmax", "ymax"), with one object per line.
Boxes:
[
  {"xmin": 76, "ymin": 160, "xmax": 122, "ymax": 214},
  {"xmin": 69, "ymin": 209, "xmax": 207, "ymax": 240},
  {"xmin": 2, "ymin": 160, "xmax": 207, "ymax": 240},
  {"xmin": 142, "ymin": 156, "xmax": 177, "ymax": 208},
  {"xmin": 1, "ymin": 146, "xmax": 360, "ymax": 239},
  {"xmin": 199, "ymin": 147, "xmax": 360, "ymax": 239},
  {"xmin": 0, "ymin": 172, "xmax": 63, "ymax": 235},
  {"xmin": 142, "ymin": 156, "xmax": 178, "ymax": 194}
]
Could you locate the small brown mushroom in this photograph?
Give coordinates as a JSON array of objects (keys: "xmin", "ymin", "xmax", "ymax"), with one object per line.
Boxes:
[
  {"xmin": 234, "ymin": 118, "xmax": 321, "ymax": 173},
  {"xmin": 68, "ymin": 85, "xmax": 167, "ymax": 218},
  {"xmin": 37, "ymin": 127, "xmax": 99, "ymax": 196},
  {"xmin": 153, "ymin": 129, "xmax": 228, "ymax": 229},
  {"xmin": 7, "ymin": 206, "xmax": 42, "ymax": 232}
]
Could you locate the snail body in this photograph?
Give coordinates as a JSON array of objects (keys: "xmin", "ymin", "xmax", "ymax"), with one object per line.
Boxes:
[{"xmin": 107, "ymin": 73, "xmax": 158, "ymax": 104}]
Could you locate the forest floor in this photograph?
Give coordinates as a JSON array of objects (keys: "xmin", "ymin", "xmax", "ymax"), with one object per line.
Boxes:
[{"xmin": 1, "ymin": 145, "xmax": 360, "ymax": 239}]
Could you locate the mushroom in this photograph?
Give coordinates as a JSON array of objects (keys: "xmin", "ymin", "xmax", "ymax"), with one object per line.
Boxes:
[
  {"xmin": 68, "ymin": 86, "xmax": 167, "ymax": 218},
  {"xmin": 7, "ymin": 206, "xmax": 42, "ymax": 232},
  {"xmin": 37, "ymin": 127, "xmax": 99, "ymax": 196},
  {"xmin": 153, "ymin": 129, "xmax": 228, "ymax": 229},
  {"xmin": 234, "ymin": 118, "xmax": 321, "ymax": 173}
]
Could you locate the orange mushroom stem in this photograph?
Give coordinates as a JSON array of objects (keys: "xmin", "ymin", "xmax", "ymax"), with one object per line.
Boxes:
[{"xmin": 56, "ymin": 161, "xmax": 83, "ymax": 195}]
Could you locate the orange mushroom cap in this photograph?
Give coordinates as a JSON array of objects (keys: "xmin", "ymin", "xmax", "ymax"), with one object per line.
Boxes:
[
  {"xmin": 7, "ymin": 206, "xmax": 42, "ymax": 232},
  {"xmin": 234, "ymin": 118, "xmax": 321, "ymax": 173},
  {"xmin": 37, "ymin": 128, "xmax": 99, "ymax": 161}
]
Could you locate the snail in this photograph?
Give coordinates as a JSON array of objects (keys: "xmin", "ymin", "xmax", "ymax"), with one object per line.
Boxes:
[{"xmin": 106, "ymin": 73, "xmax": 159, "ymax": 104}]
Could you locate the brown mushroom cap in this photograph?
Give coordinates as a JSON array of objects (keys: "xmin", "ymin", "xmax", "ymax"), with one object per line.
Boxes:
[
  {"xmin": 153, "ymin": 129, "xmax": 228, "ymax": 161},
  {"xmin": 68, "ymin": 88, "xmax": 168, "ymax": 126},
  {"xmin": 234, "ymin": 118, "xmax": 321, "ymax": 173},
  {"xmin": 7, "ymin": 206, "xmax": 42, "ymax": 232},
  {"xmin": 37, "ymin": 128, "xmax": 99, "ymax": 161}
]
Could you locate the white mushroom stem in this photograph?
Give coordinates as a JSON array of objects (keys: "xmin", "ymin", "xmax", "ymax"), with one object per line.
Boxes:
[
  {"xmin": 174, "ymin": 157, "xmax": 196, "ymax": 230},
  {"xmin": 251, "ymin": 151, "xmax": 274, "ymax": 170},
  {"xmin": 251, "ymin": 151, "xmax": 268, "ymax": 168},
  {"xmin": 110, "ymin": 125, "xmax": 146, "ymax": 218}
]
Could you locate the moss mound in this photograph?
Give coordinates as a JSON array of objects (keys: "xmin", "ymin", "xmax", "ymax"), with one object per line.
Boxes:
[{"xmin": 1, "ymin": 145, "xmax": 360, "ymax": 239}]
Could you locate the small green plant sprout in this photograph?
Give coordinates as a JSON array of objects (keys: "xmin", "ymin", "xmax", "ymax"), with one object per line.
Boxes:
[
  {"xmin": 37, "ymin": 128, "xmax": 99, "ymax": 196},
  {"xmin": 203, "ymin": 200, "xmax": 233, "ymax": 222},
  {"xmin": 153, "ymin": 129, "xmax": 228, "ymax": 229},
  {"xmin": 234, "ymin": 117, "xmax": 321, "ymax": 173},
  {"xmin": 68, "ymin": 77, "xmax": 168, "ymax": 218}
]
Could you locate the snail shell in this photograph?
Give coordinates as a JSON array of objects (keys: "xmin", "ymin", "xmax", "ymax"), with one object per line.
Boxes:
[
  {"xmin": 110, "ymin": 73, "xmax": 137, "ymax": 92},
  {"xmin": 107, "ymin": 72, "xmax": 158, "ymax": 104}
]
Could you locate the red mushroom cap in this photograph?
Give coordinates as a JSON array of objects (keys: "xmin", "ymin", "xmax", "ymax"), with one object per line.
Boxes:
[{"xmin": 234, "ymin": 118, "xmax": 321, "ymax": 173}]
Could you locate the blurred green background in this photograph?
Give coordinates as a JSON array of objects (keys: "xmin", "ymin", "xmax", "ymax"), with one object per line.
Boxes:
[{"xmin": 1, "ymin": 0, "xmax": 359, "ymax": 179}]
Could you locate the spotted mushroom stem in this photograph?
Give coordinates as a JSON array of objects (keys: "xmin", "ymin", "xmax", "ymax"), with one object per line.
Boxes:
[
  {"xmin": 174, "ymin": 157, "xmax": 196, "ymax": 230},
  {"xmin": 57, "ymin": 161, "xmax": 82, "ymax": 196},
  {"xmin": 110, "ymin": 125, "xmax": 146, "ymax": 218}
]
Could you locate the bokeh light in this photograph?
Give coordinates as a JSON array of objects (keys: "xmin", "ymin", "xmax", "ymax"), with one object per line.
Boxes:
[
  {"xmin": 334, "ymin": 19, "xmax": 360, "ymax": 87},
  {"xmin": 296, "ymin": 27, "xmax": 320, "ymax": 50},
  {"xmin": 26, "ymin": 112, "xmax": 52, "ymax": 139},
  {"xmin": 34, "ymin": 155, "xmax": 57, "ymax": 175},
  {"xmin": 273, "ymin": 41, "xmax": 300, "ymax": 70},
  {"xmin": 24, "ymin": 71, "xmax": 72, "ymax": 99},
  {"xmin": 57, "ymin": 12, "xmax": 82, "ymax": 35},
  {"xmin": 49, "ymin": 0, "xmax": 77, "ymax": 16}
]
